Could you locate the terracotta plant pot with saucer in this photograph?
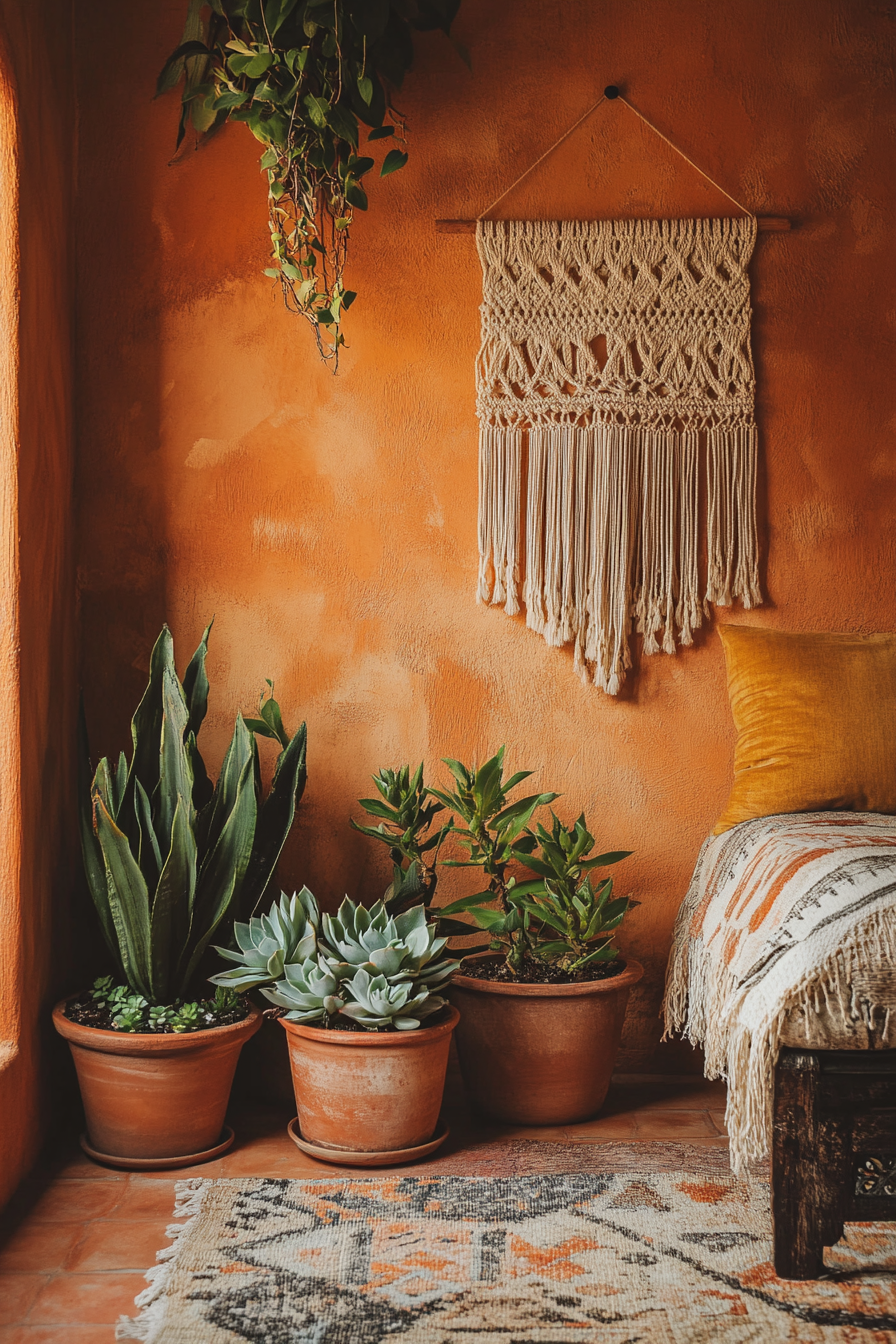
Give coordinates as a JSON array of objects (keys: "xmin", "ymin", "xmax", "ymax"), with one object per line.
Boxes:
[
  {"xmin": 448, "ymin": 956, "xmax": 643, "ymax": 1125},
  {"xmin": 283, "ymin": 1005, "xmax": 459, "ymax": 1163},
  {"xmin": 54, "ymin": 1001, "xmax": 262, "ymax": 1167}
]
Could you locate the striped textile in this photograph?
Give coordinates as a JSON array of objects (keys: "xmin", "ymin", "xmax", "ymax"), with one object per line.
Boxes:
[{"xmin": 663, "ymin": 811, "xmax": 896, "ymax": 1173}]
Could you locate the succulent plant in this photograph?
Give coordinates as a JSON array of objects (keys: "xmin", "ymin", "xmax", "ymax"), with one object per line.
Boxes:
[
  {"xmin": 260, "ymin": 955, "xmax": 346, "ymax": 1024},
  {"xmin": 321, "ymin": 899, "xmax": 459, "ymax": 989},
  {"xmin": 217, "ymin": 891, "xmax": 459, "ymax": 1030},
  {"xmin": 210, "ymin": 888, "xmax": 320, "ymax": 991},
  {"xmin": 351, "ymin": 764, "xmax": 449, "ymax": 914},
  {"xmin": 507, "ymin": 813, "xmax": 635, "ymax": 975},
  {"xmin": 338, "ymin": 968, "xmax": 446, "ymax": 1031}
]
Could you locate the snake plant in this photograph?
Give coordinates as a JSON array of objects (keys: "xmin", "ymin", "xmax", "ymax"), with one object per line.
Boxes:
[{"xmin": 78, "ymin": 622, "xmax": 307, "ymax": 1006}]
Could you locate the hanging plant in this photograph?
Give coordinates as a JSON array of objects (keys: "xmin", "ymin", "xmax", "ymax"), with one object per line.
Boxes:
[{"xmin": 159, "ymin": 1, "xmax": 464, "ymax": 369}]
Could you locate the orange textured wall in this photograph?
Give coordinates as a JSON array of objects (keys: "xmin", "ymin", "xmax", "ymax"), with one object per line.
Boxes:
[
  {"xmin": 0, "ymin": 0, "xmax": 76, "ymax": 1207},
  {"xmin": 75, "ymin": 0, "xmax": 895, "ymax": 1066}
]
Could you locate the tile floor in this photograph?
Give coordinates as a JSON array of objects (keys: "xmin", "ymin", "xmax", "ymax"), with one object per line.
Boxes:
[{"xmin": 0, "ymin": 1067, "xmax": 727, "ymax": 1341}]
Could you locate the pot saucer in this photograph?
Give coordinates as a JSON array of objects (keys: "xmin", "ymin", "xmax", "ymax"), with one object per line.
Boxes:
[
  {"xmin": 286, "ymin": 1117, "xmax": 449, "ymax": 1167},
  {"xmin": 79, "ymin": 1125, "xmax": 235, "ymax": 1171}
]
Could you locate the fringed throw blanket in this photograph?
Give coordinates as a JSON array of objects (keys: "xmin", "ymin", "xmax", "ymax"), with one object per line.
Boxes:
[
  {"xmin": 476, "ymin": 217, "xmax": 761, "ymax": 692},
  {"xmin": 663, "ymin": 812, "xmax": 896, "ymax": 1175}
]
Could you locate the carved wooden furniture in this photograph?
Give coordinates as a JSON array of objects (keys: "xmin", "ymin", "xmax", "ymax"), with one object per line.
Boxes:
[{"xmin": 772, "ymin": 1048, "xmax": 896, "ymax": 1279}]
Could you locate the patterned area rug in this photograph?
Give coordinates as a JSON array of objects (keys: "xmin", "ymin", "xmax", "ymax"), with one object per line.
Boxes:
[{"xmin": 118, "ymin": 1163, "xmax": 896, "ymax": 1342}]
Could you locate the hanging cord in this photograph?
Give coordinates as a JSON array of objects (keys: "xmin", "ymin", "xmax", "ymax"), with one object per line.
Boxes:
[
  {"xmin": 477, "ymin": 88, "xmax": 754, "ymax": 221},
  {"xmin": 617, "ymin": 94, "xmax": 754, "ymax": 219},
  {"xmin": 477, "ymin": 93, "xmax": 607, "ymax": 220}
]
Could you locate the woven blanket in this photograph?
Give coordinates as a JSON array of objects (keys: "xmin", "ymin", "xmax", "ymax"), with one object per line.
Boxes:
[
  {"xmin": 117, "ymin": 1172, "xmax": 896, "ymax": 1342},
  {"xmin": 664, "ymin": 811, "xmax": 896, "ymax": 1174}
]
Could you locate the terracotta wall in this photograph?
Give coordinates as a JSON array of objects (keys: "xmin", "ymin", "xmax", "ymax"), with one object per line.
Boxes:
[
  {"xmin": 0, "ymin": 0, "xmax": 76, "ymax": 1208},
  {"xmin": 75, "ymin": 0, "xmax": 895, "ymax": 1067}
]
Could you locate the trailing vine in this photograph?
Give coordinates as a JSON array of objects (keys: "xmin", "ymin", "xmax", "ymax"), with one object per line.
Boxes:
[{"xmin": 159, "ymin": 1, "xmax": 463, "ymax": 369}]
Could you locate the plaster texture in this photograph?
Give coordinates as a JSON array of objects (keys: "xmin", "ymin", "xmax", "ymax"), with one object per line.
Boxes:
[{"xmin": 72, "ymin": 0, "xmax": 895, "ymax": 1074}]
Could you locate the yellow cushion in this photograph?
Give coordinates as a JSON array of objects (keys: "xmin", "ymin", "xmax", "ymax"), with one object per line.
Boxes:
[{"xmin": 714, "ymin": 624, "xmax": 896, "ymax": 835}]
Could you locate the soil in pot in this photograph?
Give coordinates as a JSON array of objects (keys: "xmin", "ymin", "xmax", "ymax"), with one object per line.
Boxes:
[
  {"xmin": 53, "ymin": 999, "xmax": 262, "ymax": 1164},
  {"xmin": 448, "ymin": 956, "xmax": 643, "ymax": 1126},
  {"xmin": 281, "ymin": 1005, "xmax": 459, "ymax": 1153}
]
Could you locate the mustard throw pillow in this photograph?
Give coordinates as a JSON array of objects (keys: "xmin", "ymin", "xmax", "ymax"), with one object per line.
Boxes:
[{"xmin": 714, "ymin": 624, "xmax": 896, "ymax": 835}]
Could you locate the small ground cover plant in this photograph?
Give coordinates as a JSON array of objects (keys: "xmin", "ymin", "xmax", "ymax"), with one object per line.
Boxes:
[
  {"xmin": 211, "ymin": 887, "xmax": 459, "ymax": 1029},
  {"xmin": 65, "ymin": 978, "xmax": 246, "ymax": 1034}
]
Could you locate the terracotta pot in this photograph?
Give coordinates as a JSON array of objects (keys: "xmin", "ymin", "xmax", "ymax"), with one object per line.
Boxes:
[
  {"xmin": 448, "ymin": 957, "xmax": 644, "ymax": 1125},
  {"xmin": 281, "ymin": 1006, "xmax": 460, "ymax": 1152},
  {"xmin": 53, "ymin": 999, "xmax": 262, "ymax": 1161}
]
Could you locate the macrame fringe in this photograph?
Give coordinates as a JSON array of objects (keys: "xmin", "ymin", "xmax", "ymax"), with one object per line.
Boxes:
[
  {"xmin": 477, "ymin": 424, "xmax": 759, "ymax": 693},
  {"xmin": 665, "ymin": 905, "xmax": 896, "ymax": 1176},
  {"xmin": 116, "ymin": 1179, "xmax": 207, "ymax": 1342},
  {"xmin": 475, "ymin": 216, "xmax": 760, "ymax": 692}
]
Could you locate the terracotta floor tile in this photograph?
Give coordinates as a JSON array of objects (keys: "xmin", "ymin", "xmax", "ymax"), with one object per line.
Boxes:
[
  {"xmin": 63, "ymin": 1220, "xmax": 168, "ymax": 1273},
  {"xmin": 0, "ymin": 1327, "xmax": 119, "ymax": 1342},
  {"xmin": 631, "ymin": 1110, "xmax": 720, "ymax": 1140},
  {"xmin": 605, "ymin": 1079, "xmax": 727, "ymax": 1112},
  {"xmin": 0, "ymin": 1225, "xmax": 85, "ymax": 1274},
  {"xmin": 20, "ymin": 1182, "xmax": 123, "ymax": 1225},
  {"xmin": 560, "ymin": 1111, "xmax": 641, "ymax": 1141},
  {"xmin": 0, "ymin": 1275, "xmax": 50, "ymax": 1326},
  {"xmin": 25, "ymin": 1272, "xmax": 146, "ymax": 1326},
  {"xmin": 102, "ymin": 1180, "xmax": 179, "ymax": 1221}
]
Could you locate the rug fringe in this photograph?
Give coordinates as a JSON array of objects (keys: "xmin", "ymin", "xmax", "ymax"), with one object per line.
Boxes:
[{"xmin": 115, "ymin": 1178, "xmax": 207, "ymax": 1342}]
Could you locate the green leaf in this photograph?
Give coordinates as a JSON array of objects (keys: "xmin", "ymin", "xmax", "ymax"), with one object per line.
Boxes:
[
  {"xmin": 357, "ymin": 75, "xmax": 373, "ymax": 104},
  {"xmin": 128, "ymin": 626, "xmax": 173, "ymax": 802},
  {"xmin": 78, "ymin": 702, "xmax": 123, "ymax": 977},
  {"xmin": 303, "ymin": 93, "xmax": 330, "ymax": 129},
  {"xmin": 155, "ymin": 41, "xmax": 212, "ymax": 98},
  {"xmin": 182, "ymin": 619, "xmax": 213, "ymax": 740},
  {"xmin": 213, "ymin": 89, "xmax": 247, "ymax": 110},
  {"xmin": 380, "ymin": 148, "xmax": 408, "ymax": 177},
  {"xmin": 240, "ymin": 720, "xmax": 307, "ymax": 917},
  {"xmin": 245, "ymin": 51, "xmax": 275, "ymax": 79},
  {"xmin": 367, "ymin": 124, "xmax": 395, "ymax": 140},
  {"xmin": 178, "ymin": 754, "xmax": 257, "ymax": 993},
  {"xmin": 157, "ymin": 664, "xmax": 194, "ymax": 854},
  {"xmin": 344, "ymin": 181, "xmax": 368, "ymax": 210},
  {"xmin": 264, "ymin": 0, "xmax": 301, "ymax": 37},
  {"xmin": 149, "ymin": 796, "xmax": 197, "ymax": 1004},
  {"xmin": 581, "ymin": 850, "xmax": 633, "ymax": 868},
  {"xmin": 437, "ymin": 892, "xmax": 498, "ymax": 917},
  {"xmin": 94, "ymin": 798, "xmax": 153, "ymax": 999}
]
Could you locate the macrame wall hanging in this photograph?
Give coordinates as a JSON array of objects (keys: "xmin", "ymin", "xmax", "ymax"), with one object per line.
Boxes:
[{"xmin": 439, "ymin": 89, "xmax": 790, "ymax": 694}]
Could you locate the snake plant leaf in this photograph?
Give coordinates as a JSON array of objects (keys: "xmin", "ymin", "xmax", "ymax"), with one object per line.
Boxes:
[
  {"xmin": 203, "ymin": 711, "xmax": 253, "ymax": 861},
  {"xmin": 239, "ymin": 719, "xmax": 307, "ymax": 917},
  {"xmin": 149, "ymin": 796, "xmax": 197, "ymax": 1004},
  {"xmin": 177, "ymin": 749, "xmax": 257, "ymax": 994},
  {"xmin": 157, "ymin": 664, "xmax": 194, "ymax": 853},
  {"xmin": 182, "ymin": 619, "xmax": 213, "ymax": 740},
  {"xmin": 185, "ymin": 730, "xmax": 214, "ymax": 813},
  {"xmin": 128, "ymin": 626, "xmax": 173, "ymax": 803},
  {"xmin": 133, "ymin": 777, "xmax": 162, "ymax": 889},
  {"xmin": 78, "ymin": 701, "xmax": 123, "ymax": 977},
  {"xmin": 94, "ymin": 797, "xmax": 153, "ymax": 999}
]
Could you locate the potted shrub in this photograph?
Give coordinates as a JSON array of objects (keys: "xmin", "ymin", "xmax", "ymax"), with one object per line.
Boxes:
[
  {"xmin": 54, "ymin": 622, "xmax": 307, "ymax": 1168},
  {"xmin": 211, "ymin": 888, "xmax": 460, "ymax": 1160},
  {"xmin": 432, "ymin": 750, "xmax": 643, "ymax": 1125}
]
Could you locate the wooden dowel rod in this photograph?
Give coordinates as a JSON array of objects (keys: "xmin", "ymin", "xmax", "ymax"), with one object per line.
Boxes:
[{"xmin": 436, "ymin": 216, "xmax": 792, "ymax": 233}]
